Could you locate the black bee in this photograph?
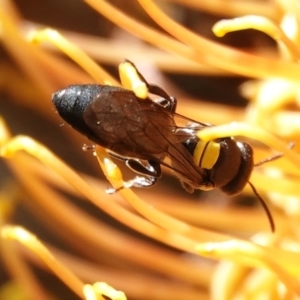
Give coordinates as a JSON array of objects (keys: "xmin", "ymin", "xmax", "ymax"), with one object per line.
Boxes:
[{"xmin": 52, "ymin": 60, "xmax": 274, "ymax": 231}]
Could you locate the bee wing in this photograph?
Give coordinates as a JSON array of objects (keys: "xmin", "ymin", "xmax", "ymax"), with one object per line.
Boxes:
[
  {"xmin": 129, "ymin": 106, "xmax": 206, "ymax": 185},
  {"xmin": 83, "ymin": 89, "xmax": 205, "ymax": 186},
  {"xmin": 173, "ymin": 111, "xmax": 211, "ymax": 128},
  {"xmin": 83, "ymin": 89, "xmax": 176, "ymax": 158},
  {"xmin": 143, "ymin": 117, "xmax": 206, "ymax": 186}
]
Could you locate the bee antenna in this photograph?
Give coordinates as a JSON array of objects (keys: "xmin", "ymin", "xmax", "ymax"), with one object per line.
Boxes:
[
  {"xmin": 254, "ymin": 153, "xmax": 283, "ymax": 167},
  {"xmin": 255, "ymin": 141, "xmax": 295, "ymax": 167},
  {"xmin": 248, "ymin": 181, "xmax": 275, "ymax": 232}
]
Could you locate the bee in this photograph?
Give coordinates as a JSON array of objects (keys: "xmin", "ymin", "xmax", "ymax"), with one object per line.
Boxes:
[{"xmin": 52, "ymin": 60, "xmax": 275, "ymax": 231}]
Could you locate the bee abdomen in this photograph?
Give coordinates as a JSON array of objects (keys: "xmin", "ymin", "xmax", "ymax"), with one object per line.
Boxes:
[{"xmin": 52, "ymin": 84, "xmax": 104, "ymax": 140}]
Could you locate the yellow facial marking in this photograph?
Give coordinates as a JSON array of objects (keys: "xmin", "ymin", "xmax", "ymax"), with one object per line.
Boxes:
[{"xmin": 194, "ymin": 141, "xmax": 220, "ymax": 169}]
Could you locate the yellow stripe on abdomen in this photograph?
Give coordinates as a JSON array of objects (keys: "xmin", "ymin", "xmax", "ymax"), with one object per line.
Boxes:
[{"xmin": 193, "ymin": 141, "xmax": 220, "ymax": 169}]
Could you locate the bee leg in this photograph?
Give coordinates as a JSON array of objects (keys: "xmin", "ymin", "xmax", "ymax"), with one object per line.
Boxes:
[
  {"xmin": 122, "ymin": 159, "xmax": 160, "ymax": 189},
  {"xmin": 106, "ymin": 161, "xmax": 159, "ymax": 194},
  {"xmin": 124, "ymin": 175, "xmax": 158, "ymax": 188},
  {"xmin": 82, "ymin": 144, "xmax": 95, "ymax": 151},
  {"xmin": 135, "ymin": 66, "xmax": 177, "ymax": 112},
  {"xmin": 108, "ymin": 151, "xmax": 161, "ymax": 178},
  {"xmin": 106, "ymin": 175, "xmax": 157, "ymax": 194},
  {"xmin": 108, "ymin": 151, "xmax": 130, "ymax": 161},
  {"xmin": 106, "ymin": 154, "xmax": 161, "ymax": 193},
  {"xmin": 126, "ymin": 159, "xmax": 161, "ymax": 178},
  {"xmin": 123, "ymin": 60, "xmax": 177, "ymax": 111},
  {"xmin": 153, "ymin": 94, "xmax": 177, "ymax": 112}
]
